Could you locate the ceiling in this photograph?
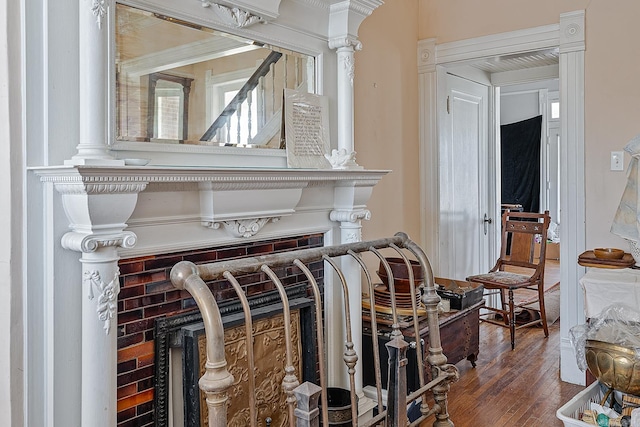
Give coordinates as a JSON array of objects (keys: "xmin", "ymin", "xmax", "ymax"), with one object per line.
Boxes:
[{"xmin": 468, "ymin": 48, "xmax": 560, "ymax": 74}]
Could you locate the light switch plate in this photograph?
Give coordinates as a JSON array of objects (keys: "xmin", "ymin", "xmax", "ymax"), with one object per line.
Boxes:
[{"xmin": 611, "ymin": 151, "xmax": 624, "ymax": 171}]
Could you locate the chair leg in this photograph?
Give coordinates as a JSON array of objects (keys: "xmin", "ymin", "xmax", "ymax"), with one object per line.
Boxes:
[
  {"xmin": 508, "ymin": 288, "xmax": 516, "ymax": 350},
  {"xmin": 537, "ymin": 281, "xmax": 549, "ymax": 337},
  {"xmin": 498, "ymin": 289, "xmax": 509, "ymax": 326}
]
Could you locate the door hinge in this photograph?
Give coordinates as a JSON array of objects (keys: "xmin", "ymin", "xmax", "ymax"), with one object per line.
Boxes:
[{"xmin": 446, "ymin": 96, "xmax": 450, "ymax": 114}]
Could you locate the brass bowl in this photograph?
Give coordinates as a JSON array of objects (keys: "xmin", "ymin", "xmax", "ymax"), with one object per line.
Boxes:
[
  {"xmin": 593, "ymin": 247, "xmax": 625, "ymax": 260},
  {"xmin": 585, "ymin": 340, "xmax": 640, "ymax": 395}
]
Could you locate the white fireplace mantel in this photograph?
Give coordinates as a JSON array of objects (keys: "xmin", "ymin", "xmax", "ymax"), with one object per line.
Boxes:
[
  {"xmin": 30, "ymin": 163, "xmax": 388, "ymax": 426},
  {"xmin": 32, "ymin": 165, "xmax": 388, "ymax": 237},
  {"xmin": 23, "ymin": 0, "xmax": 386, "ymax": 425}
]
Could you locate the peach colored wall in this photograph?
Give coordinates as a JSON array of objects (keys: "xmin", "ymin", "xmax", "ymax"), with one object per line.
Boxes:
[
  {"xmin": 357, "ymin": 0, "xmax": 640, "ymax": 250},
  {"xmin": 417, "ymin": 0, "xmax": 587, "ymax": 42},
  {"xmin": 355, "ymin": 0, "xmax": 421, "ymax": 242}
]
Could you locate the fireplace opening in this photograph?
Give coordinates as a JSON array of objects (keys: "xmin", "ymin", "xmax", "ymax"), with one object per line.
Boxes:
[
  {"xmin": 116, "ymin": 234, "xmax": 324, "ymax": 427},
  {"xmin": 155, "ymin": 284, "xmax": 318, "ymax": 427}
]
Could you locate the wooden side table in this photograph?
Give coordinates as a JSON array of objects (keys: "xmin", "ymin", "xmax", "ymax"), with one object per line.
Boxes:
[{"xmin": 362, "ymin": 300, "xmax": 484, "ymax": 393}]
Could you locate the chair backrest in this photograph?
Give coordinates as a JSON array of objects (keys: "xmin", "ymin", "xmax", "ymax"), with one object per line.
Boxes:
[{"xmin": 498, "ymin": 210, "xmax": 551, "ymax": 273}]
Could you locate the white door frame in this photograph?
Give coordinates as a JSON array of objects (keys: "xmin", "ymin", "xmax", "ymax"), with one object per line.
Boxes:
[{"xmin": 418, "ymin": 10, "xmax": 586, "ymax": 384}]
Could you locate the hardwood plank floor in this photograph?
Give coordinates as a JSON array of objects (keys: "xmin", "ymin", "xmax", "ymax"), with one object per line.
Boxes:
[{"xmin": 421, "ymin": 320, "xmax": 586, "ymax": 426}]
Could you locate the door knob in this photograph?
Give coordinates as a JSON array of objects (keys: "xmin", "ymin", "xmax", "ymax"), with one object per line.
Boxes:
[{"xmin": 483, "ymin": 213, "xmax": 492, "ymax": 235}]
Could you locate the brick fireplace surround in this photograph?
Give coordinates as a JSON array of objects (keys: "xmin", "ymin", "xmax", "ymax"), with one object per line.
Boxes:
[{"xmin": 115, "ymin": 234, "xmax": 324, "ymax": 427}]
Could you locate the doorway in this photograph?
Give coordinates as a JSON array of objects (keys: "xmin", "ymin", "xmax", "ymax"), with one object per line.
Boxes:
[{"xmin": 418, "ymin": 10, "xmax": 586, "ymax": 385}]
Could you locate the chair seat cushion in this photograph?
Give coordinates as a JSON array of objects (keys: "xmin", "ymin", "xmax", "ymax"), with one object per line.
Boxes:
[{"xmin": 467, "ymin": 271, "xmax": 533, "ymax": 288}]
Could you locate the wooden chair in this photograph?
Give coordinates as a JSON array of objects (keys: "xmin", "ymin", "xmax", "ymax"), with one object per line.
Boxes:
[{"xmin": 466, "ymin": 210, "xmax": 551, "ymax": 350}]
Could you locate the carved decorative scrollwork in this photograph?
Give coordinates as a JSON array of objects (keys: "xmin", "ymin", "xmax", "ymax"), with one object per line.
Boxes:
[
  {"xmin": 199, "ymin": 1, "xmax": 263, "ymax": 27},
  {"xmin": 84, "ymin": 269, "xmax": 120, "ymax": 335},
  {"xmin": 325, "ymin": 148, "xmax": 359, "ymax": 169},
  {"xmin": 54, "ymin": 182, "xmax": 147, "ymax": 195},
  {"xmin": 343, "ymin": 54, "xmax": 355, "ymax": 86},
  {"xmin": 91, "ymin": 0, "xmax": 108, "ymax": 29},
  {"xmin": 204, "ymin": 217, "xmax": 279, "ymax": 238}
]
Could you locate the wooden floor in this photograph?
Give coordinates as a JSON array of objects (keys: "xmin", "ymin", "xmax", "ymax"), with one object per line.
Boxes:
[{"xmin": 422, "ymin": 319, "xmax": 586, "ymax": 426}]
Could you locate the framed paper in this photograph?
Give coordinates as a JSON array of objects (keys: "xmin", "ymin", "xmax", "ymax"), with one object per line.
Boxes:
[{"xmin": 282, "ymin": 89, "xmax": 332, "ymax": 168}]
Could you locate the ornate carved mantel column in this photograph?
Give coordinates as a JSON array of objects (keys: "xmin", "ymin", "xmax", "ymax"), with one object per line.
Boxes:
[
  {"xmin": 326, "ymin": 1, "xmax": 381, "ymax": 417},
  {"xmin": 49, "ymin": 173, "xmax": 147, "ymax": 427},
  {"xmin": 328, "ymin": 0, "xmax": 383, "ymax": 170},
  {"xmin": 328, "ymin": 37, "xmax": 362, "ymax": 169},
  {"xmin": 326, "ymin": 181, "xmax": 374, "ymax": 416},
  {"xmin": 68, "ymin": 0, "xmax": 122, "ymax": 165}
]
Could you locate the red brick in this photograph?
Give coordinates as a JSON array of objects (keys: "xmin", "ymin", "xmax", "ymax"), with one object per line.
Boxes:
[
  {"xmin": 217, "ymin": 247, "xmax": 248, "ymax": 260},
  {"xmin": 118, "ymin": 341, "xmax": 154, "ymax": 363},
  {"xmin": 118, "ymin": 261, "xmax": 145, "ymax": 275},
  {"xmin": 123, "ymin": 271, "xmax": 167, "ymax": 287},
  {"xmin": 116, "ymin": 407, "xmax": 136, "ymax": 423},
  {"xmin": 117, "ymin": 365, "xmax": 153, "ymax": 388},
  {"xmin": 137, "ymin": 353, "xmax": 154, "ymax": 368},
  {"xmin": 184, "ymin": 251, "xmax": 218, "ymax": 263},
  {"xmin": 117, "ymin": 388, "xmax": 154, "ymax": 412},
  {"xmin": 124, "ymin": 319, "xmax": 154, "ymax": 335},
  {"xmin": 119, "ymin": 284, "xmax": 145, "ymax": 300},
  {"xmin": 143, "ymin": 300, "xmax": 182, "ymax": 318},
  {"xmin": 117, "ymin": 332, "xmax": 144, "ymax": 349},
  {"xmin": 118, "ymin": 309, "xmax": 143, "ymax": 325},
  {"xmin": 143, "ymin": 255, "xmax": 182, "ymax": 271},
  {"xmin": 274, "ymin": 239, "xmax": 299, "ymax": 251},
  {"xmin": 247, "ymin": 243, "xmax": 275, "ymax": 255},
  {"xmin": 117, "ymin": 383, "xmax": 136, "ymax": 400}
]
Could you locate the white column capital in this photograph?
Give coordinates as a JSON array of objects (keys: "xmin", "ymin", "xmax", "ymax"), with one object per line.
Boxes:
[
  {"xmin": 328, "ymin": 0, "xmax": 383, "ymax": 50},
  {"xmin": 61, "ymin": 231, "xmax": 137, "ymax": 253},
  {"xmin": 330, "ymin": 209, "xmax": 371, "ymax": 224},
  {"xmin": 328, "ymin": 36, "xmax": 362, "ymax": 51}
]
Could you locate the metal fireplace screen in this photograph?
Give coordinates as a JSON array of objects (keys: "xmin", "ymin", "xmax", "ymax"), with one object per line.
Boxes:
[{"xmin": 169, "ymin": 232, "xmax": 459, "ymax": 427}]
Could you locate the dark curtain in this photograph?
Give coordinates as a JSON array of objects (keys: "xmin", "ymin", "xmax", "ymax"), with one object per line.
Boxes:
[{"xmin": 501, "ymin": 115, "xmax": 542, "ymax": 213}]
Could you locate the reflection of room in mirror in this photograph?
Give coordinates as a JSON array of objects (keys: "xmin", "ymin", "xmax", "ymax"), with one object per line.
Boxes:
[{"xmin": 115, "ymin": 3, "xmax": 315, "ymax": 148}]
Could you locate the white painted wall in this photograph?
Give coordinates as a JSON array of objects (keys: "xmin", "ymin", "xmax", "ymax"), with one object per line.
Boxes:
[
  {"xmin": 500, "ymin": 79, "xmax": 558, "ymax": 125},
  {"xmin": 0, "ymin": 0, "xmax": 24, "ymax": 425}
]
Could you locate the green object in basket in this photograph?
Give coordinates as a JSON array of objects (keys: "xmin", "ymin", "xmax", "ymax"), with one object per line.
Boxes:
[{"xmin": 596, "ymin": 413, "xmax": 609, "ymax": 426}]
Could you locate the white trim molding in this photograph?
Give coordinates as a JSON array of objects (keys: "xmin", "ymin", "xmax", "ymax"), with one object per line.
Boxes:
[
  {"xmin": 558, "ymin": 9, "xmax": 586, "ymax": 385},
  {"xmin": 418, "ymin": 10, "xmax": 586, "ymax": 384}
]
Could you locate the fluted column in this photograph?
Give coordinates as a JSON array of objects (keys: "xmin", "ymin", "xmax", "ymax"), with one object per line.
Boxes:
[{"xmin": 54, "ymin": 177, "xmax": 147, "ymax": 427}]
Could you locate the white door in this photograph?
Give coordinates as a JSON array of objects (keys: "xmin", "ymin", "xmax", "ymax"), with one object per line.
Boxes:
[{"xmin": 438, "ymin": 73, "xmax": 493, "ymax": 280}]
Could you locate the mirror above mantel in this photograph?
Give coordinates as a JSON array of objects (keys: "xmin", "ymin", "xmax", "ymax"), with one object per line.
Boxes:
[
  {"xmin": 97, "ymin": 0, "xmax": 382, "ymax": 168},
  {"xmin": 115, "ymin": 2, "xmax": 315, "ymax": 151}
]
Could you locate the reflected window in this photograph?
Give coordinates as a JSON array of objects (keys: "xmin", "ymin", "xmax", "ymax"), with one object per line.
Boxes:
[
  {"xmin": 147, "ymin": 73, "xmax": 193, "ymax": 141},
  {"xmin": 551, "ymin": 101, "xmax": 560, "ymax": 119}
]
